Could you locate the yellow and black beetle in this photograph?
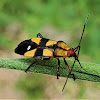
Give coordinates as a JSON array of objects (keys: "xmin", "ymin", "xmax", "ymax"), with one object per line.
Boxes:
[{"xmin": 15, "ymin": 15, "xmax": 89, "ymax": 91}]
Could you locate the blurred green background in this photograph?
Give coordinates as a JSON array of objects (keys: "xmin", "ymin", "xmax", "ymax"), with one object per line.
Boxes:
[{"xmin": 0, "ymin": 0, "xmax": 100, "ymax": 99}]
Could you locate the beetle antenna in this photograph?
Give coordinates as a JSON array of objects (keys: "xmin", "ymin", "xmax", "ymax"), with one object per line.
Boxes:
[
  {"xmin": 62, "ymin": 60, "xmax": 76, "ymax": 92},
  {"xmin": 79, "ymin": 14, "xmax": 90, "ymax": 46},
  {"xmin": 62, "ymin": 14, "xmax": 90, "ymax": 92}
]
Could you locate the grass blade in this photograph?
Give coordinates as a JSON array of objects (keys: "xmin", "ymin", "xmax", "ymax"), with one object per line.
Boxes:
[{"xmin": 0, "ymin": 58, "xmax": 100, "ymax": 82}]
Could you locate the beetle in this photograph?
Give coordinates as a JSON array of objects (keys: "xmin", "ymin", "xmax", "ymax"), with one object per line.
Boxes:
[
  {"xmin": 15, "ymin": 33, "xmax": 77, "ymax": 79},
  {"xmin": 15, "ymin": 15, "xmax": 89, "ymax": 91}
]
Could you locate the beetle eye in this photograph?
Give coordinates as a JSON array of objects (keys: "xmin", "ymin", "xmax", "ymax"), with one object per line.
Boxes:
[
  {"xmin": 68, "ymin": 54, "xmax": 70, "ymax": 57},
  {"xmin": 27, "ymin": 45, "xmax": 31, "ymax": 51}
]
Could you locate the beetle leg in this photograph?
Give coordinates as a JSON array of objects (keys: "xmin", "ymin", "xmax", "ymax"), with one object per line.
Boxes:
[
  {"xmin": 73, "ymin": 45, "xmax": 80, "ymax": 52},
  {"xmin": 25, "ymin": 57, "xmax": 50, "ymax": 73},
  {"xmin": 57, "ymin": 58, "xmax": 60, "ymax": 79},
  {"xmin": 25, "ymin": 60, "xmax": 38, "ymax": 73},
  {"xmin": 37, "ymin": 33, "xmax": 43, "ymax": 38},
  {"xmin": 40, "ymin": 57, "xmax": 61, "ymax": 79},
  {"xmin": 41, "ymin": 57, "xmax": 50, "ymax": 60},
  {"xmin": 63, "ymin": 58, "xmax": 76, "ymax": 80}
]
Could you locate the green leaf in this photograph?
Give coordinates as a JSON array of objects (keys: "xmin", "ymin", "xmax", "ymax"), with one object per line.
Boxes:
[{"xmin": 0, "ymin": 58, "xmax": 100, "ymax": 82}]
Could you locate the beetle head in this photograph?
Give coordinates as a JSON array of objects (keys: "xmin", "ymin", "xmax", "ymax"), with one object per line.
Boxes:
[{"xmin": 67, "ymin": 48, "xmax": 76, "ymax": 57}]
